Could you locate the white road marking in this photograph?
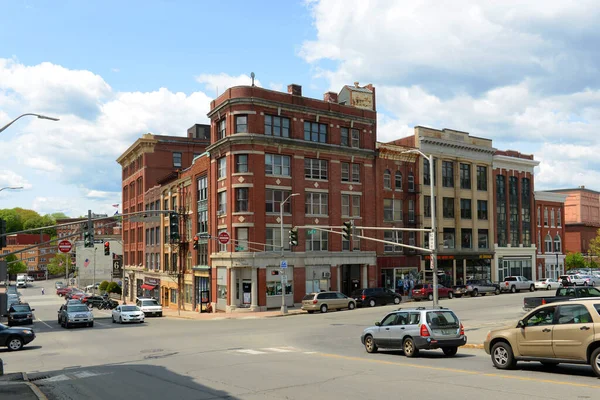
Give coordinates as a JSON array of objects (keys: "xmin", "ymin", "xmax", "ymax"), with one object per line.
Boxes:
[
  {"xmin": 303, "ymin": 351, "xmax": 317, "ymax": 354},
  {"xmin": 41, "ymin": 374, "xmax": 70, "ymax": 382},
  {"xmin": 262, "ymin": 347, "xmax": 294, "ymax": 353},
  {"xmin": 236, "ymin": 349, "xmax": 267, "ymax": 355},
  {"xmin": 73, "ymin": 371, "xmax": 99, "ymax": 379},
  {"xmin": 36, "ymin": 318, "xmax": 53, "ymax": 329},
  {"xmin": 241, "ymin": 316, "xmax": 258, "ymax": 319},
  {"xmin": 93, "ymin": 320, "xmax": 109, "ymax": 326}
]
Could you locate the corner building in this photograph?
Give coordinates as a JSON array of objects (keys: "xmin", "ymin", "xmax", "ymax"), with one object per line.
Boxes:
[{"xmin": 207, "ymin": 83, "xmax": 379, "ymax": 312}]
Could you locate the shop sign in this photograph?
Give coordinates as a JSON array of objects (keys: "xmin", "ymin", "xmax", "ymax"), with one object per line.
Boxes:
[{"xmin": 145, "ymin": 277, "xmax": 161, "ymax": 286}]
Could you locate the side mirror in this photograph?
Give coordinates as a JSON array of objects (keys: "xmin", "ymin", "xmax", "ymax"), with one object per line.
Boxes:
[
  {"xmin": 517, "ymin": 320, "xmax": 525, "ymax": 328},
  {"xmin": 31, "ymin": 308, "xmax": 35, "ymax": 311},
  {"xmin": 375, "ymin": 322, "xmax": 381, "ymax": 326}
]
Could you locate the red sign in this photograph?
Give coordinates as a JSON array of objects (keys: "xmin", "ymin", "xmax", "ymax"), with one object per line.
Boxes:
[
  {"xmin": 218, "ymin": 231, "xmax": 230, "ymax": 244},
  {"xmin": 58, "ymin": 240, "xmax": 73, "ymax": 253}
]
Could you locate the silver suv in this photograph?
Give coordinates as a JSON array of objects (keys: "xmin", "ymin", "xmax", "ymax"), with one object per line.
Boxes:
[{"xmin": 361, "ymin": 306, "xmax": 467, "ymax": 357}]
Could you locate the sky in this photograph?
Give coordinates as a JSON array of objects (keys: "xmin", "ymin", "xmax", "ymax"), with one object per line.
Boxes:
[{"xmin": 1, "ymin": 0, "xmax": 600, "ymax": 217}]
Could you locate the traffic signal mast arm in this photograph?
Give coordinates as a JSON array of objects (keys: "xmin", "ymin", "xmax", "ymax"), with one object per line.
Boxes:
[{"xmin": 295, "ymin": 225, "xmax": 434, "ymax": 254}]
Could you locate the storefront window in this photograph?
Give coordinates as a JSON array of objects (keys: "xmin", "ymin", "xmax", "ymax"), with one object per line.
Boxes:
[
  {"xmin": 170, "ymin": 289, "xmax": 177, "ymax": 304},
  {"xmin": 184, "ymin": 284, "xmax": 193, "ymax": 304},
  {"xmin": 499, "ymin": 258, "xmax": 533, "ymax": 281},
  {"xmin": 266, "ymin": 281, "xmax": 293, "ymax": 296},
  {"xmin": 466, "ymin": 260, "xmax": 491, "ymax": 281},
  {"xmin": 217, "ymin": 268, "xmax": 227, "ymax": 300}
]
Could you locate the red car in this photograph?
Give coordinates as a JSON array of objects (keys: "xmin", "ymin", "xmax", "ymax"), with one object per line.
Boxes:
[
  {"xmin": 56, "ymin": 287, "xmax": 72, "ymax": 297},
  {"xmin": 69, "ymin": 292, "xmax": 87, "ymax": 300},
  {"xmin": 412, "ymin": 284, "xmax": 454, "ymax": 301}
]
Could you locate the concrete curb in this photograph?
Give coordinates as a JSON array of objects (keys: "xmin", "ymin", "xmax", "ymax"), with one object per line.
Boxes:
[{"xmin": 463, "ymin": 344, "xmax": 484, "ymax": 349}]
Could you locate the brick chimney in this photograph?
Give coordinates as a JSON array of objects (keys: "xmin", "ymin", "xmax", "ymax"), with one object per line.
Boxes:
[
  {"xmin": 323, "ymin": 91, "xmax": 338, "ymax": 103},
  {"xmin": 287, "ymin": 84, "xmax": 302, "ymax": 96}
]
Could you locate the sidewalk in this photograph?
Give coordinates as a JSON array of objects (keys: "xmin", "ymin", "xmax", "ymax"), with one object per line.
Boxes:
[
  {"xmin": 162, "ymin": 306, "xmax": 306, "ymax": 320},
  {"xmin": 0, "ymin": 373, "xmax": 46, "ymax": 400}
]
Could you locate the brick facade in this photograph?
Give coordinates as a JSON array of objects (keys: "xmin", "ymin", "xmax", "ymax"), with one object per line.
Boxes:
[{"xmin": 534, "ymin": 191, "xmax": 567, "ymax": 279}]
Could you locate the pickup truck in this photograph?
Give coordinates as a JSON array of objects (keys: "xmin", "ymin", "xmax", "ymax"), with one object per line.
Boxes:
[
  {"xmin": 453, "ymin": 279, "xmax": 501, "ymax": 297},
  {"xmin": 523, "ymin": 286, "xmax": 600, "ymax": 310},
  {"xmin": 500, "ymin": 276, "xmax": 535, "ymax": 293}
]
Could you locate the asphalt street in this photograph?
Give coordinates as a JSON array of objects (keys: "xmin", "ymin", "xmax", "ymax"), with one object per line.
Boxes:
[{"xmin": 2, "ymin": 279, "xmax": 599, "ymax": 399}]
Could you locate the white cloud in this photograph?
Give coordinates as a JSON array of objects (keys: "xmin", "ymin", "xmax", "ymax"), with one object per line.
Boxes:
[
  {"xmin": 269, "ymin": 82, "xmax": 284, "ymax": 92},
  {"xmin": 0, "ymin": 170, "xmax": 31, "ymax": 189},
  {"xmin": 195, "ymin": 73, "xmax": 262, "ymax": 95},
  {"xmin": 111, "ymin": 68, "xmax": 120, "ymax": 73}
]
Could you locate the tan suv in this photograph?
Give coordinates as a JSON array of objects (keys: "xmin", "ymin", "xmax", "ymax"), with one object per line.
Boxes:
[
  {"xmin": 302, "ymin": 291, "xmax": 356, "ymax": 313},
  {"xmin": 484, "ymin": 300, "xmax": 600, "ymax": 377}
]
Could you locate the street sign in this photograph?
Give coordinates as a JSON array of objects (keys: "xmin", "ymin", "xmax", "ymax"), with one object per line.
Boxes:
[
  {"xmin": 112, "ymin": 258, "xmax": 123, "ymax": 278},
  {"xmin": 430, "ymin": 257, "xmax": 434, "ymax": 270},
  {"xmin": 307, "ymin": 229, "xmax": 316, "ymax": 235},
  {"xmin": 218, "ymin": 231, "xmax": 230, "ymax": 244},
  {"xmin": 281, "ymin": 274, "xmax": 288, "ymax": 284},
  {"xmin": 58, "ymin": 240, "xmax": 73, "ymax": 253},
  {"xmin": 428, "ymin": 233, "xmax": 435, "ymax": 250},
  {"xmin": 280, "ymin": 260, "xmax": 288, "ymax": 269},
  {"xmin": 198, "ymin": 233, "xmax": 211, "ymax": 239}
]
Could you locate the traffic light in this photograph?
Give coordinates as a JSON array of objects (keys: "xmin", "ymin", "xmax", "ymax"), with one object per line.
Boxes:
[
  {"xmin": 0, "ymin": 218, "xmax": 6, "ymax": 249},
  {"xmin": 83, "ymin": 222, "xmax": 95, "ymax": 247},
  {"xmin": 342, "ymin": 220, "xmax": 353, "ymax": 241},
  {"xmin": 289, "ymin": 227, "xmax": 298, "ymax": 247},
  {"xmin": 271, "ymin": 270, "xmax": 280, "ymax": 276},
  {"xmin": 193, "ymin": 235, "xmax": 199, "ymax": 250},
  {"xmin": 104, "ymin": 241, "xmax": 110, "ymax": 256},
  {"xmin": 169, "ymin": 212, "xmax": 180, "ymax": 242}
]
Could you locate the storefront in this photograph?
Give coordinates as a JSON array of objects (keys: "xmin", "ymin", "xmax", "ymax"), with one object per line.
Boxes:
[
  {"xmin": 377, "ymin": 256, "xmax": 420, "ymax": 294},
  {"xmin": 498, "ymin": 256, "xmax": 534, "ymax": 281},
  {"xmin": 194, "ymin": 273, "xmax": 210, "ymax": 312},
  {"xmin": 305, "ymin": 265, "xmax": 331, "ymax": 294},
  {"xmin": 340, "ymin": 264, "xmax": 362, "ymax": 296},
  {"xmin": 266, "ymin": 265, "xmax": 293, "ymax": 309},
  {"xmin": 141, "ymin": 277, "xmax": 160, "ymax": 299},
  {"xmin": 423, "ymin": 254, "xmax": 493, "ymax": 286}
]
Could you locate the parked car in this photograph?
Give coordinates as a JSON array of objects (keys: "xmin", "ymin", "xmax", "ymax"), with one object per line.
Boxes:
[
  {"xmin": 7, "ymin": 303, "xmax": 34, "ymax": 326},
  {"xmin": 85, "ymin": 283, "xmax": 101, "ymax": 291},
  {"xmin": 69, "ymin": 291, "xmax": 88, "ymax": 301},
  {"xmin": 301, "ymin": 291, "xmax": 356, "ymax": 313},
  {"xmin": 55, "ymin": 281, "xmax": 64, "ymax": 289},
  {"xmin": 26, "ymin": 276, "xmax": 34, "ymax": 282},
  {"xmin": 453, "ymin": 279, "xmax": 500, "ymax": 297},
  {"xmin": 6, "ymin": 295, "xmax": 20, "ymax": 311},
  {"xmin": 523, "ymin": 286, "xmax": 600, "ymax": 310},
  {"xmin": 112, "ymin": 305, "xmax": 145, "ymax": 324},
  {"xmin": 58, "ymin": 303, "xmax": 94, "ymax": 328},
  {"xmin": 0, "ymin": 322, "xmax": 35, "ymax": 351},
  {"xmin": 82, "ymin": 295, "xmax": 117, "ymax": 309},
  {"xmin": 500, "ymin": 276, "xmax": 535, "ymax": 293},
  {"xmin": 580, "ymin": 275, "xmax": 598, "ymax": 287},
  {"xmin": 56, "ymin": 287, "xmax": 73, "ymax": 297},
  {"xmin": 361, "ymin": 306, "xmax": 467, "ymax": 357},
  {"xmin": 484, "ymin": 299, "xmax": 600, "ymax": 377},
  {"xmin": 351, "ymin": 287, "xmax": 402, "ymax": 307},
  {"xmin": 534, "ymin": 278, "xmax": 562, "ymax": 291},
  {"xmin": 412, "ymin": 284, "xmax": 453, "ymax": 301},
  {"xmin": 558, "ymin": 274, "xmax": 587, "ymax": 287},
  {"xmin": 136, "ymin": 297, "xmax": 163, "ymax": 317}
]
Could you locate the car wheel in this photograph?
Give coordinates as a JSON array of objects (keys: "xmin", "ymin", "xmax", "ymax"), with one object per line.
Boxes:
[
  {"xmin": 403, "ymin": 338, "xmax": 419, "ymax": 358},
  {"xmin": 491, "ymin": 342, "xmax": 517, "ymax": 370},
  {"xmin": 89, "ymin": 322, "xmax": 94, "ymax": 328},
  {"xmin": 427, "ymin": 294, "xmax": 433, "ymax": 301},
  {"xmin": 364, "ymin": 335, "xmax": 378, "ymax": 353},
  {"xmin": 65, "ymin": 322, "xmax": 70, "ymax": 329},
  {"xmin": 394, "ymin": 297, "xmax": 400, "ymax": 305},
  {"xmin": 494, "ymin": 288, "xmax": 501, "ymax": 295},
  {"xmin": 112, "ymin": 317, "xmax": 115, "ymax": 323},
  {"xmin": 348, "ymin": 302, "xmax": 356, "ymax": 310},
  {"xmin": 158, "ymin": 313, "xmax": 163, "ymax": 317},
  {"xmin": 584, "ymin": 282, "xmax": 589, "ymax": 286},
  {"xmin": 471, "ymin": 289, "xmax": 478, "ymax": 297},
  {"xmin": 119, "ymin": 316, "xmax": 123, "ymax": 324},
  {"xmin": 7, "ymin": 336, "xmax": 23, "ymax": 351},
  {"xmin": 547, "ymin": 285, "xmax": 551, "ymax": 290},
  {"xmin": 590, "ymin": 347, "xmax": 600, "ymax": 378},
  {"xmin": 320, "ymin": 304, "xmax": 328, "ymax": 313},
  {"xmin": 442, "ymin": 347, "xmax": 458, "ymax": 357},
  {"xmin": 369, "ymin": 299, "xmax": 376, "ymax": 307},
  {"xmin": 510, "ymin": 286, "xmax": 516, "ymax": 294},
  {"xmin": 529, "ymin": 285, "xmax": 535, "ymax": 292},
  {"xmin": 448, "ymin": 292, "xmax": 453, "ymax": 299}
]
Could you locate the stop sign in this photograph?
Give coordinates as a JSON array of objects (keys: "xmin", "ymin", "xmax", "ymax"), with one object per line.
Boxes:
[
  {"xmin": 58, "ymin": 240, "xmax": 73, "ymax": 253},
  {"xmin": 218, "ymin": 231, "xmax": 230, "ymax": 244}
]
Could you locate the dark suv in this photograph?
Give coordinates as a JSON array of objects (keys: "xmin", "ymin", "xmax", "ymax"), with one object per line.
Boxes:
[
  {"xmin": 352, "ymin": 288, "xmax": 402, "ymax": 307},
  {"xmin": 7, "ymin": 303, "xmax": 34, "ymax": 326}
]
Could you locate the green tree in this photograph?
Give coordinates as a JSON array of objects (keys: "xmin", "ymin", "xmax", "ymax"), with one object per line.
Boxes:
[
  {"xmin": 565, "ymin": 252, "xmax": 586, "ymax": 270},
  {"xmin": 47, "ymin": 253, "xmax": 74, "ymax": 276},
  {"xmin": 0, "ymin": 209, "xmax": 23, "ymax": 232},
  {"xmin": 106, "ymin": 282, "xmax": 121, "ymax": 294},
  {"xmin": 5, "ymin": 254, "xmax": 27, "ymax": 276},
  {"xmin": 99, "ymin": 281, "xmax": 109, "ymax": 292},
  {"xmin": 589, "ymin": 228, "xmax": 600, "ymax": 258},
  {"xmin": 51, "ymin": 212, "xmax": 69, "ymax": 220}
]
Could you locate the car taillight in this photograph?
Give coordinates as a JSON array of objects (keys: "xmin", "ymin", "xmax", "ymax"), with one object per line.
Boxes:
[
  {"xmin": 312, "ymin": 300, "xmax": 318, "ymax": 304},
  {"xmin": 505, "ymin": 282, "xmax": 509, "ymax": 286},
  {"xmin": 361, "ymin": 295, "xmax": 366, "ymax": 300},
  {"xmin": 460, "ymin": 323, "xmax": 464, "ymax": 335},
  {"xmin": 420, "ymin": 324, "xmax": 430, "ymax": 337},
  {"xmin": 542, "ymin": 299, "xmax": 547, "ymax": 305}
]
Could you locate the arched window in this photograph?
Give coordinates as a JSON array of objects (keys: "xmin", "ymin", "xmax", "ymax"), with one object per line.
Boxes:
[
  {"xmin": 408, "ymin": 172, "xmax": 415, "ymax": 191},
  {"xmin": 384, "ymin": 169, "xmax": 391, "ymax": 189},
  {"xmin": 554, "ymin": 235, "xmax": 561, "ymax": 253},
  {"xmin": 544, "ymin": 234, "xmax": 553, "ymax": 253},
  {"xmin": 395, "ymin": 171, "xmax": 402, "ymax": 190}
]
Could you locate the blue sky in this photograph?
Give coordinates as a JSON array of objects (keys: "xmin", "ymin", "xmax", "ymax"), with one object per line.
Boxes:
[{"xmin": 1, "ymin": 0, "xmax": 600, "ymax": 217}]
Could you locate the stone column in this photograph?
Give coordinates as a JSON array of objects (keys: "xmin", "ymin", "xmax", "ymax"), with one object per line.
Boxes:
[
  {"xmin": 230, "ymin": 268, "xmax": 237, "ymax": 310},
  {"xmin": 250, "ymin": 268, "xmax": 258, "ymax": 311},
  {"xmin": 362, "ymin": 265, "xmax": 368, "ymax": 288}
]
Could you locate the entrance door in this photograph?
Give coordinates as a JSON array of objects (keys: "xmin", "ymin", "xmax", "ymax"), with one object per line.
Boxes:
[
  {"xmin": 517, "ymin": 306, "xmax": 556, "ymax": 357},
  {"xmin": 242, "ymin": 280, "xmax": 252, "ymax": 305}
]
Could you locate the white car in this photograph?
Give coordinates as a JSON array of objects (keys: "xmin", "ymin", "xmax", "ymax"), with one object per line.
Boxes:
[
  {"xmin": 26, "ymin": 276, "xmax": 34, "ymax": 282},
  {"xmin": 534, "ymin": 278, "xmax": 562, "ymax": 290},
  {"xmin": 136, "ymin": 298, "xmax": 163, "ymax": 317},
  {"xmin": 581, "ymin": 275, "xmax": 598, "ymax": 287},
  {"xmin": 112, "ymin": 305, "xmax": 145, "ymax": 324}
]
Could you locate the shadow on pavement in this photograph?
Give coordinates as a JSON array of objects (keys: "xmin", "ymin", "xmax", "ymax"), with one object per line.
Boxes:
[
  {"xmin": 0, "ymin": 346, "xmax": 43, "ymax": 354},
  {"xmin": 377, "ymin": 350, "xmax": 476, "ymax": 359},
  {"xmin": 28, "ymin": 363, "xmax": 240, "ymax": 400},
  {"xmin": 517, "ymin": 362, "xmax": 595, "ymax": 378}
]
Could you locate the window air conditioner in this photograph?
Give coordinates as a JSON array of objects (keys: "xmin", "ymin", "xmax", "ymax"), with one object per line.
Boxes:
[{"xmin": 322, "ymin": 272, "xmax": 331, "ymax": 279}]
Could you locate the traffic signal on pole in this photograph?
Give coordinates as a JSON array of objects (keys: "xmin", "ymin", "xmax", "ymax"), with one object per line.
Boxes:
[
  {"xmin": 0, "ymin": 218, "xmax": 6, "ymax": 249},
  {"xmin": 289, "ymin": 227, "xmax": 298, "ymax": 247},
  {"xmin": 193, "ymin": 235, "xmax": 199, "ymax": 250},
  {"xmin": 104, "ymin": 241, "xmax": 110, "ymax": 256},
  {"xmin": 342, "ymin": 220, "xmax": 353, "ymax": 241},
  {"xmin": 83, "ymin": 222, "xmax": 94, "ymax": 247},
  {"xmin": 169, "ymin": 212, "xmax": 180, "ymax": 242}
]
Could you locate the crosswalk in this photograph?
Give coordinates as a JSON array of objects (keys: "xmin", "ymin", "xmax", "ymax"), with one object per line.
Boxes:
[
  {"xmin": 21, "ymin": 294, "xmax": 65, "ymax": 307},
  {"xmin": 31, "ymin": 369, "xmax": 112, "ymax": 384},
  {"xmin": 230, "ymin": 346, "xmax": 317, "ymax": 356}
]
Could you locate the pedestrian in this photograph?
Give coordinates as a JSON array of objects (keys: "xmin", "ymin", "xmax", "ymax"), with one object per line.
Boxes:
[
  {"xmin": 41, "ymin": 287, "xmax": 45, "ymax": 295},
  {"xmin": 409, "ymin": 277, "xmax": 414, "ymax": 299}
]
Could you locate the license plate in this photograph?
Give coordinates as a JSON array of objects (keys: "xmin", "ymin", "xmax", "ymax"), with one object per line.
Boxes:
[{"xmin": 442, "ymin": 330, "xmax": 454, "ymax": 335}]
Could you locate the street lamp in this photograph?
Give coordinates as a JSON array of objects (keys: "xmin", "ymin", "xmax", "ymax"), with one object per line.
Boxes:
[
  {"xmin": 280, "ymin": 192, "xmax": 299, "ymax": 314},
  {"xmin": 0, "ymin": 113, "xmax": 59, "ymax": 134},
  {"xmin": 402, "ymin": 149, "xmax": 439, "ymax": 308},
  {"xmin": 0, "ymin": 186, "xmax": 24, "ymax": 192}
]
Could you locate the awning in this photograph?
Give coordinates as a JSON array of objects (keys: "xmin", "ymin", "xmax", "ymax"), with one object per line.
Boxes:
[{"xmin": 141, "ymin": 284, "xmax": 156, "ymax": 291}]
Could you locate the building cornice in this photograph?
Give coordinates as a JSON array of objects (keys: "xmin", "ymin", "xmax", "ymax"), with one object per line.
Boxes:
[
  {"xmin": 376, "ymin": 142, "xmax": 419, "ymax": 162},
  {"xmin": 420, "ymin": 136, "xmax": 497, "ymax": 155},
  {"xmin": 534, "ymin": 191, "xmax": 568, "ymax": 203}
]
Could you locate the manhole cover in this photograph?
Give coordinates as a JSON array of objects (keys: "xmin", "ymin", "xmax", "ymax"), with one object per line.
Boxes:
[{"xmin": 140, "ymin": 349, "xmax": 164, "ymax": 354}]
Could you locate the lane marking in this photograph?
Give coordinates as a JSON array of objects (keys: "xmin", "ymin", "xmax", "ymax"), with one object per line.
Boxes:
[
  {"xmin": 316, "ymin": 352, "xmax": 600, "ymax": 389},
  {"xmin": 93, "ymin": 320, "xmax": 109, "ymax": 326},
  {"xmin": 35, "ymin": 318, "xmax": 53, "ymax": 329},
  {"xmin": 262, "ymin": 347, "xmax": 294, "ymax": 353},
  {"xmin": 237, "ymin": 349, "xmax": 267, "ymax": 355},
  {"xmin": 41, "ymin": 374, "xmax": 70, "ymax": 382}
]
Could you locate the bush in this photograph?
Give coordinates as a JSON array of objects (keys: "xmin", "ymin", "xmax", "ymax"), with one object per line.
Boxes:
[
  {"xmin": 99, "ymin": 281, "xmax": 110, "ymax": 292},
  {"xmin": 106, "ymin": 282, "xmax": 122, "ymax": 295}
]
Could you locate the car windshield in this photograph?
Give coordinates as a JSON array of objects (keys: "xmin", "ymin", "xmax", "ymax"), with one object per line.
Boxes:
[
  {"xmin": 142, "ymin": 300, "xmax": 159, "ymax": 306},
  {"xmin": 10, "ymin": 305, "xmax": 30, "ymax": 312},
  {"xmin": 67, "ymin": 305, "xmax": 89, "ymax": 313},
  {"xmin": 302, "ymin": 294, "xmax": 315, "ymax": 300},
  {"xmin": 122, "ymin": 306, "xmax": 139, "ymax": 312},
  {"xmin": 426, "ymin": 311, "xmax": 460, "ymax": 328}
]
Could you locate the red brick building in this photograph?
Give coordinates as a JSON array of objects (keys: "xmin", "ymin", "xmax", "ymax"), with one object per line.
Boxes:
[
  {"xmin": 2, "ymin": 233, "xmax": 55, "ymax": 276},
  {"xmin": 56, "ymin": 215, "xmax": 121, "ymax": 242},
  {"xmin": 534, "ymin": 191, "xmax": 567, "ymax": 279}
]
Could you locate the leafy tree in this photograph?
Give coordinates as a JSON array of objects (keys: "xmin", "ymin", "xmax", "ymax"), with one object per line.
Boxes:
[
  {"xmin": 51, "ymin": 212, "xmax": 69, "ymax": 220},
  {"xmin": 13, "ymin": 208, "xmax": 41, "ymax": 224},
  {"xmin": 0, "ymin": 209, "xmax": 23, "ymax": 232},
  {"xmin": 5, "ymin": 254, "xmax": 27, "ymax": 276},
  {"xmin": 47, "ymin": 253, "xmax": 74, "ymax": 276},
  {"xmin": 589, "ymin": 228, "xmax": 600, "ymax": 259},
  {"xmin": 106, "ymin": 282, "xmax": 121, "ymax": 294},
  {"xmin": 99, "ymin": 281, "xmax": 109, "ymax": 292},
  {"xmin": 565, "ymin": 252, "xmax": 586, "ymax": 270}
]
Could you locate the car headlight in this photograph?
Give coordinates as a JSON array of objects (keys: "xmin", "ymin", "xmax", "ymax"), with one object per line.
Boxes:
[{"xmin": 22, "ymin": 330, "xmax": 33, "ymax": 334}]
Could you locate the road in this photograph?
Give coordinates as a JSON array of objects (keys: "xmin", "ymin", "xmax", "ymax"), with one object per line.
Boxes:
[{"xmin": 2, "ymin": 279, "xmax": 599, "ymax": 399}]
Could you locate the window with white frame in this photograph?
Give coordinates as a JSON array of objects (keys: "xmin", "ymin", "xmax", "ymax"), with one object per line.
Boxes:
[
  {"xmin": 351, "ymin": 128, "xmax": 360, "ymax": 147},
  {"xmin": 304, "ymin": 158, "xmax": 328, "ymax": 180},
  {"xmin": 408, "ymin": 199, "xmax": 415, "ymax": 222},
  {"xmin": 383, "ymin": 199, "xmax": 402, "ymax": 221},
  {"xmin": 383, "ymin": 169, "xmax": 391, "ymax": 189},
  {"xmin": 306, "ymin": 229, "xmax": 328, "ymax": 251},
  {"xmin": 235, "ymin": 188, "xmax": 248, "ymax": 212},
  {"xmin": 217, "ymin": 191, "xmax": 227, "ymax": 214},
  {"xmin": 235, "ymin": 154, "xmax": 248, "ymax": 173},
  {"xmin": 265, "ymin": 189, "xmax": 291, "ymax": 213},
  {"xmin": 218, "ymin": 157, "xmax": 226, "ymax": 179},
  {"xmin": 554, "ymin": 234, "xmax": 561, "ymax": 253},
  {"xmin": 408, "ymin": 172, "xmax": 415, "ymax": 191},
  {"xmin": 341, "ymin": 194, "xmax": 361, "ymax": 217},
  {"xmin": 409, "ymin": 231, "xmax": 416, "ymax": 247},
  {"xmin": 545, "ymin": 233, "xmax": 552, "ymax": 253},
  {"xmin": 557, "ymin": 209, "xmax": 562, "ymax": 227},
  {"xmin": 395, "ymin": 171, "xmax": 402, "ymax": 190},
  {"xmin": 537, "ymin": 206, "xmax": 541, "ymax": 226},
  {"xmin": 173, "ymin": 152, "xmax": 182, "ymax": 168},
  {"xmin": 384, "ymin": 231, "xmax": 403, "ymax": 253},
  {"xmin": 265, "ymin": 154, "xmax": 291, "ymax": 176},
  {"xmin": 266, "ymin": 228, "xmax": 289, "ymax": 251},
  {"xmin": 218, "ymin": 118, "xmax": 226, "ymax": 139},
  {"xmin": 305, "ymin": 192, "xmax": 328, "ymax": 215},
  {"xmin": 544, "ymin": 208, "xmax": 549, "ymax": 227},
  {"xmin": 551, "ymin": 209, "xmax": 555, "ymax": 227},
  {"xmin": 235, "ymin": 115, "xmax": 247, "ymax": 133},
  {"xmin": 341, "ymin": 162, "xmax": 360, "ymax": 183}
]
